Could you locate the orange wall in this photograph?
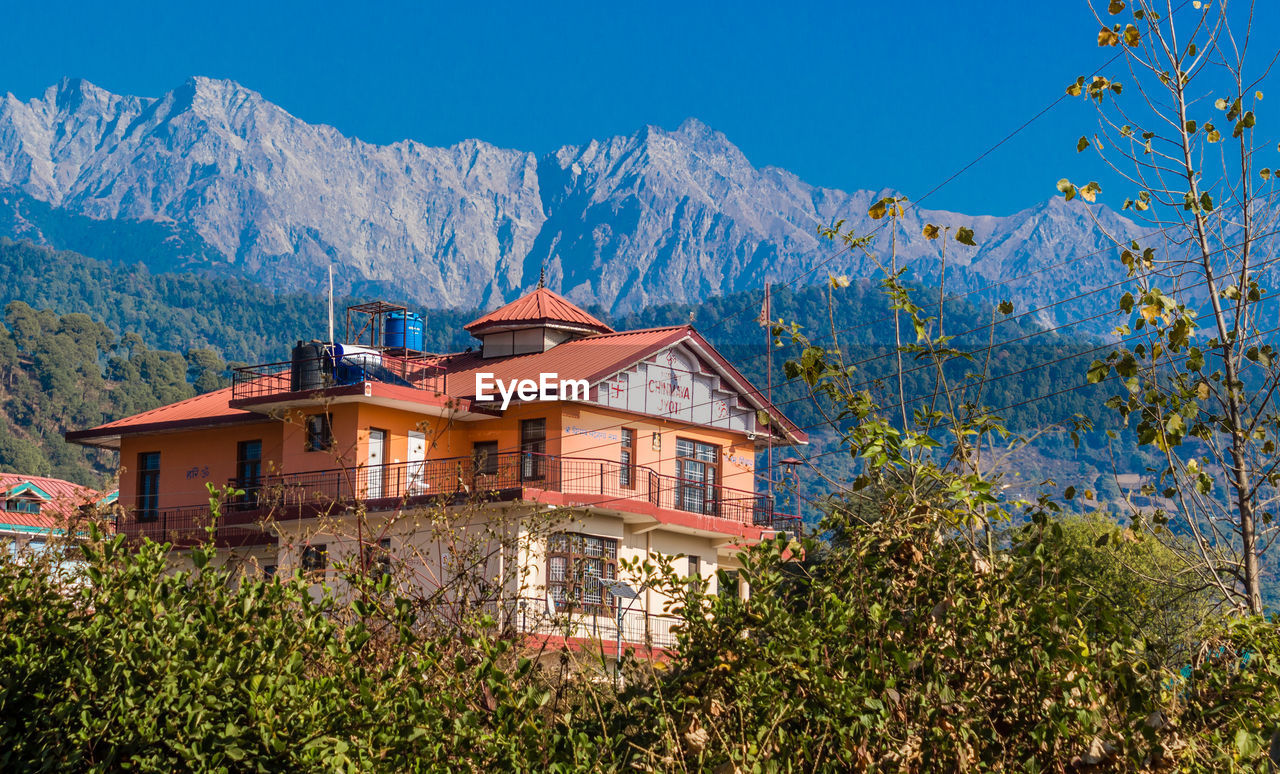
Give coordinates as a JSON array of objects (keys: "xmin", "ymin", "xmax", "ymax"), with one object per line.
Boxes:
[
  {"xmin": 115, "ymin": 398, "xmax": 760, "ymax": 511},
  {"xmin": 118, "ymin": 421, "xmax": 282, "ymax": 513},
  {"xmin": 559, "ymin": 405, "xmax": 756, "ymax": 491}
]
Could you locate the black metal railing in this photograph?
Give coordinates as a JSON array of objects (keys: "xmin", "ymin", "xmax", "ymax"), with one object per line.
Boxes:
[
  {"xmin": 115, "ymin": 451, "xmax": 800, "ymax": 543},
  {"xmin": 231, "ymin": 351, "xmax": 446, "ymax": 401}
]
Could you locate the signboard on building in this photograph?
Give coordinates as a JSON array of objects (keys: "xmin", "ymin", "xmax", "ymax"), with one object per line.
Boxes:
[{"xmin": 597, "ymin": 346, "xmax": 755, "ymax": 433}]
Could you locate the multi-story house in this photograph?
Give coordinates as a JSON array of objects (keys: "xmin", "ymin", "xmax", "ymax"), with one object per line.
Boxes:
[
  {"xmin": 67, "ymin": 288, "xmax": 807, "ymax": 655},
  {"xmin": 0, "ymin": 472, "xmax": 113, "ymax": 558}
]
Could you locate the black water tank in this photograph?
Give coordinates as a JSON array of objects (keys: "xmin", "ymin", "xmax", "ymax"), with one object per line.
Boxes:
[{"xmin": 290, "ymin": 341, "xmax": 326, "ymax": 392}]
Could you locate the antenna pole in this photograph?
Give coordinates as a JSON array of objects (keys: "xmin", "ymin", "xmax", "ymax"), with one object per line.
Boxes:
[
  {"xmin": 763, "ymin": 282, "xmax": 773, "ymax": 513},
  {"xmin": 328, "ymin": 265, "xmax": 335, "ymax": 343}
]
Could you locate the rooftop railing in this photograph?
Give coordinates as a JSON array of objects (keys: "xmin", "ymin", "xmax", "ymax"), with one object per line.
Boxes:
[{"xmin": 231, "ymin": 351, "xmax": 446, "ymax": 402}]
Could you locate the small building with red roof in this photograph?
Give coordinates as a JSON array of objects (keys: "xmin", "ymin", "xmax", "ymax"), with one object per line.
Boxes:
[
  {"xmin": 0, "ymin": 472, "xmax": 112, "ymax": 557},
  {"xmin": 67, "ymin": 287, "xmax": 806, "ymax": 656}
]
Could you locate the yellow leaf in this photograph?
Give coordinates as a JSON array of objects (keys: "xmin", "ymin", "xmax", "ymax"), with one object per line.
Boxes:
[
  {"xmin": 1124, "ymin": 24, "xmax": 1141, "ymax": 46},
  {"xmin": 922, "ymin": 223, "xmax": 940, "ymax": 240},
  {"xmin": 1108, "ymin": 0, "xmax": 1125, "ymax": 12},
  {"xmin": 1099, "ymin": 27, "xmax": 1120, "ymax": 46}
]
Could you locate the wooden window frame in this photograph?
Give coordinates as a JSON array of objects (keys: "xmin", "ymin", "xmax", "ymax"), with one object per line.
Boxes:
[
  {"xmin": 363, "ymin": 537, "xmax": 393, "ymax": 579},
  {"xmin": 137, "ymin": 451, "xmax": 161, "ymax": 523},
  {"xmin": 472, "ymin": 441, "xmax": 499, "ymax": 476},
  {"xmin": 235, "ymin": 439, "xmax": 263, "ymax": 509},
  {"xmin": 547, "ymin": 532, "xmax": 619, "ymax": 613},
  {"xmin": 301, "ymin": 544, "xmax": 328, "ymax": 580},
  {"xmin": 520, "ymin": 418, "xmax": 546, "ymax": 481},
  {"xmin": 305, "ymin": 413, "xmax": 334, "ymax": 453},
  {"xmin": 619, "ymin": 428, "xmax": 636, "ymax": 489},
  {"xmin": 675, "ymin": 438, "xmax": 719, "ymax": 516}
]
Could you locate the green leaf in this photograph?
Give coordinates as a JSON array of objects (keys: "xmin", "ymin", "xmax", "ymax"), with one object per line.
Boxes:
[
  {"xmin": 1057, "ymin": 178, "xmax": 1077, "ymax": 201},
  {"xmin": 998, "ymin": 300, "xmax": 1014, "ymax": 315},
  {"xmin": 1184, "ymin": 119, "xmax": 1197, "ymax": 134},
  {"xmin": 1087, "ymin": 360, "xmax": 1110, "ymax": 384},
  {"xmin": 1077, "ymin": 136, "xmax": 1090, "ymax": 152},
  {"xmin": 1108, "ymin": 0, "xmax": 1125, "ymax": 12},
  {"xmin": 955, "ymin": 226, "xmax": 977, "ymax": 246},
  {"xmin": 1199, "ymin": 191, "xmax": 1213, "ymax": 212}
]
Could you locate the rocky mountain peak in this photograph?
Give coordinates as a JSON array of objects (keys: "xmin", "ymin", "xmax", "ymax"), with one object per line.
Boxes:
[{"xmin": 0, "ymin": 77, "xmax": 1142, "ymax": 327}]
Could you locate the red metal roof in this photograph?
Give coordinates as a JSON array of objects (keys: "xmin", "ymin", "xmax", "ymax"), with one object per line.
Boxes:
[
  {"xmin": 441, "ymin": 325, "xmax": 808, "ymax": 444},
  {"xmin": 0, "ymin": 472, "xmax": 104, "ymax": 532},
  {"xmin": 67, "ymin": 321, "xmax": 808, "ymax": 447},
  {"xmin": 444, "ymin": 326, "xmax": 688, "ymax": 396},
  {"xmin": 464, "ymin": 288, "xmax": 614, "ymax": 335},
  {"xmin": 66, "ymin": 387, "xmax": 264, "ymax": 447}
]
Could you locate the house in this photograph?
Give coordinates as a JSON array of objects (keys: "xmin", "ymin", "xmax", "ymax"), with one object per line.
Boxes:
[
  {"xmin": 0, "ymin": 472, "xmax": 111, "ymax": 558},
  {"xmin": 66, "ymin": 289, "xmax": 807, "ymax": 655}
]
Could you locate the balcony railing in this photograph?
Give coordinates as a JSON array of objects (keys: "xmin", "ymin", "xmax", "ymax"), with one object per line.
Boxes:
[
  {"xmin": 508, "ymin": 596, "xmax": 681, "ymax": 650},
  {"xmin": 114, "ymin": 451, "xmax": 800, "ymax": 544},
  {"xmin": 231, "ymin": 351, "xmax": 446, "ymax": 402}
]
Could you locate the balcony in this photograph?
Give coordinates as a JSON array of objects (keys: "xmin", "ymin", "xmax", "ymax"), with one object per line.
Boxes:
[
  {"xmin": 231, "ymin": 350, "xmax": 446, "ymax": 403},
  {"xmin": 114, "ymin": 452, "xmax": 800, "ymax": 545}
]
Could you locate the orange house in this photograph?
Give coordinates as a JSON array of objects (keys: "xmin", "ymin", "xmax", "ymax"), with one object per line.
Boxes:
[{"xmin": 68, "ymin": 288, "xmax": 807, "ymax": 654}]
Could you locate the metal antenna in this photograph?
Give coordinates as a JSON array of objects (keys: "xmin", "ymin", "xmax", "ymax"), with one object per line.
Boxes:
[
  {"xmin": 537, "ymin": 261, "xmax": 546, "ymax": 290},
  {"xmin": 328, "ymin": 265, "xmax": 335, "ymax": 343}
]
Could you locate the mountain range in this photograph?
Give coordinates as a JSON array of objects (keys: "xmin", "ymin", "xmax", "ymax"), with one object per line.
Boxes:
[{"xmin": 0, "ymin": 76, "xmax": 1145, "ymax": 324}]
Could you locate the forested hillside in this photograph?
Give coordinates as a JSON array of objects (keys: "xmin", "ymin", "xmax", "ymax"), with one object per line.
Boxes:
[
  {"xmin": 0, "ymin": 303, "xmax": 227, "ymax": 487},
  {"xmin": 0, "ymin": 238, "xmax": 476, "ymax": 363}
]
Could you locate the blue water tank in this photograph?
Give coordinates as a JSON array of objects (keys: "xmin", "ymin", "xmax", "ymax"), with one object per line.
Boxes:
[{"xmin": 385, "ymin": 311, "xmax": 425, "ymax": 352}]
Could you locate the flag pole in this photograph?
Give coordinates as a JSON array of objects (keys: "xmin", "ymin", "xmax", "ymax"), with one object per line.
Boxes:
[{"xmin": 764, "ymin": 282, "xmax": 773, "ymax": 515}]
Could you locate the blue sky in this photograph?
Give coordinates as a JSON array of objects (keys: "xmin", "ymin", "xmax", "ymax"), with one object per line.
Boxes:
[{"xmin": 1, "ymin": 1, "xmax": 1273, "ymax": 215}]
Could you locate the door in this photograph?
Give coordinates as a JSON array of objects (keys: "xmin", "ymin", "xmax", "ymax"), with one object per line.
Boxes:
[
  {"xmin": 367, "ymin": 429, "xmax": 387, "ymax": 499},
  {"xmin": 235, "ymin": 439, "xmax": 263, "ymax": 509},
  {"xmin": 407, "ymin": 431, "xmax": 427, "ymax": 495},
  {"xmin": 676, "ymin": 438, "xmax": 719, "ymax": 515},
  {"xmin": 520, "ymin": 418, "xmax": 546, "ymax": 482}
]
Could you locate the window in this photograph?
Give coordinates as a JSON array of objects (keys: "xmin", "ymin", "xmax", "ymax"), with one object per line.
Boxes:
[
  {"xmin": 687, "ymin": 555, "xmax": 705, "ymax": 592},
  {"xmin": 619, "ymin": 428, "xmax": 636, "ymax": 489},
  {"xmin": 676, "ymin": 439, "xmax": 719, "ymax": 515},
  {"xmin": 137, "ymin": 451, "xmax": 161, "ymax": 522},
  {"xmin": 520, "ymin": 418, "xmax": 546, "ymax": 481},
  {"xmin": 473, "ymin": 441, "xmax": 499, "ymax": 476},
  {"xmin": 4, "ymin": 499, "xmax": 40, "ymax": 514},
  {"xmin": 547, "ymin": 532, "xmax": 618, "ymax": 612},
  {"xmin": 305, "ymin": 414, "xmax": 333, "ymax": 452},
  {"xmin": 362, "ymin": 537, "xmax": 392, "ymax": 579},
  {"xmin": 301, "ymin": 544, "xmax": 327, "ymax": 580},
  {"xmin": 235, "ymin": 439, "xmax": 262, "ymax": 508},
  {"xmin": 719, "ymin": 569, "xmax": 740, "ymax": 599}
]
